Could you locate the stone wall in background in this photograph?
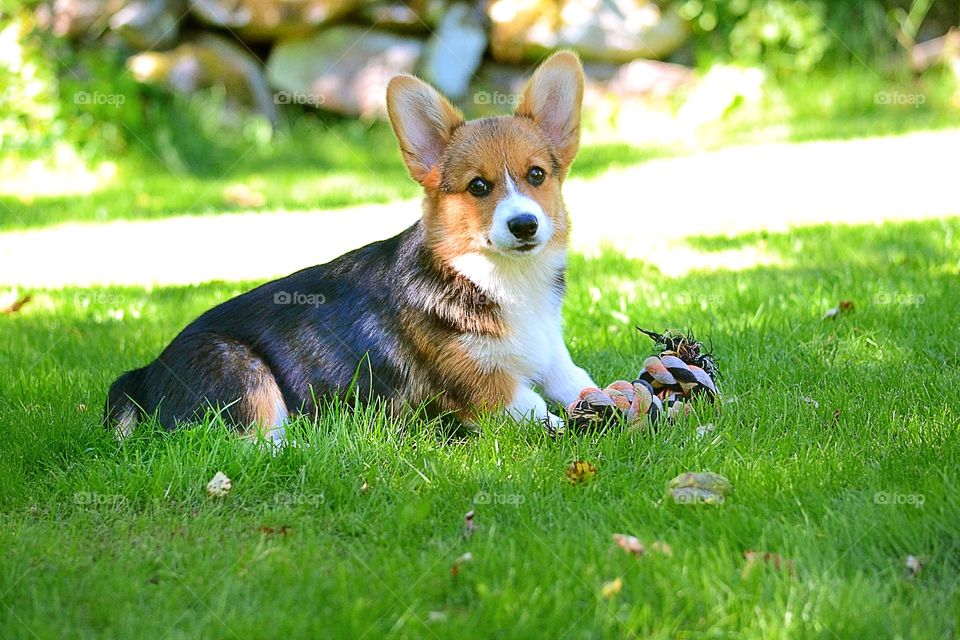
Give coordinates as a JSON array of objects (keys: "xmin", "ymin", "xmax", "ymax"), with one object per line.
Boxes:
[{"xmin": 37, "ymin": 0, "xmax": 698, "ymax": 121}]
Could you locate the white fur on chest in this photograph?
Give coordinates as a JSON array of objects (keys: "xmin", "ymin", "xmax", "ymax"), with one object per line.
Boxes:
[{"xmin": 451, "ymin": 251, "xmax": 566, "ymax": 384}]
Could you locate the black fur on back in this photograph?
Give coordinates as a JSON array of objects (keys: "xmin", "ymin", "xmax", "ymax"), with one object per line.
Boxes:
[{"xmin": 103, "ymin": 221, "xmax": 506, "ymax": 431}]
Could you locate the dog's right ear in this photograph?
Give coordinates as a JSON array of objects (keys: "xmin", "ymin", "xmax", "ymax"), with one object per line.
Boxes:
[{"xmin": 386, "ymin": 75, "xmax": 464, "ymax": 188}]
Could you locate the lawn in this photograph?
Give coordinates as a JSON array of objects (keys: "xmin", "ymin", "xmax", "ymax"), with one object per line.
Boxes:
[{"xmin": 2, "ymin": 213, "xmax": 958, "ymax": 638}]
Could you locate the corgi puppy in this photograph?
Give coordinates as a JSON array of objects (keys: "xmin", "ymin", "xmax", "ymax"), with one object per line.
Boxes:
[{"xmin": 104, "ymin": 51, "xmax": 596, "ymax": 443}]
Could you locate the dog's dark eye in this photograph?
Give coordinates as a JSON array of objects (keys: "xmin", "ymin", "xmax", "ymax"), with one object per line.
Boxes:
[
  {"xmin": 526, "ymin": 166, "xmax": 546, "ymax": 186},
  {"xmin": 467, "ymin": 177, "xmax": 492, "ymax": 198}
]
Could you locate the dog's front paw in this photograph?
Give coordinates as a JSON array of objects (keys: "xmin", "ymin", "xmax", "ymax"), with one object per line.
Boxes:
[{"xmin": 542, "ymin": 412, "xmax": 566, "ymax": 437}]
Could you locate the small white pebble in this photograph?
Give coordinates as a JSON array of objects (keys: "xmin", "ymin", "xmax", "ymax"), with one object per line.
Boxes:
[{"xmin": 206, "ymin": 471, "xmax": 233, "ymax": 497}]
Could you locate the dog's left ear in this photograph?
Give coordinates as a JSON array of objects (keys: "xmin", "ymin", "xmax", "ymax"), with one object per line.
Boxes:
[{"xmin": 516, "ymin": 51, "xmax": 585, "ymax": 172}]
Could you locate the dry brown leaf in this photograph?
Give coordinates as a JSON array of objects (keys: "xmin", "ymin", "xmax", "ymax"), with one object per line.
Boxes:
[
  {"xmin": 205, "ymin": 471, "xmax": 232, "ymax": 497},
  {"xmin": 744, "ymin": 549, "xmax": 794, "ymax": 574},
  {"xmin": 650, "ymin": 541, "xmax": 673, "ymax": 557},
  {"xmin": 905, "ymin": 555, "xmax": 927, "ymax": 579},
  {"xmin": 450, "ymin": 551, "xmax": 473, "ymax": 578},
  {"xmin": 612, "ymin": 533, "xmax": 645, "ymax": 557},
  {"xmin": 823, "ymin": 300, "xmax": 854, "ymax": 320},
  {"xmin": 1, "ymin": 293, "xmax": 32, "ymax": 315},
  {"xmin": 463, "ymin": 510, "xmax": 475, "ymax": 539},
  {"xmin": 600, "ymin": 577, "xmax": 623, "ymax": 599},
  {"xmin": 223, "ymin": 184, "xmax": 266, "ymax": 208},
  {"xmin": 257, "ymin": 525, "xmax": 290, "ymax": 536},
  {"xmin": 566, "ymin": 460, "xmax": 598, "ymax": 484}
]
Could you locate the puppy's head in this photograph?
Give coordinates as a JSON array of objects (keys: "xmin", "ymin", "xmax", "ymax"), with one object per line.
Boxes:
[{"xmin": 387, "ymin": 52, "xmax": 584, "ymax": 263}]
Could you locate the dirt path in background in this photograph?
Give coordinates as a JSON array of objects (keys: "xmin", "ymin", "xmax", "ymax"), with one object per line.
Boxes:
[{"xmin": 2, "ymin": 129, "xmax": 958, "ymax": 288}]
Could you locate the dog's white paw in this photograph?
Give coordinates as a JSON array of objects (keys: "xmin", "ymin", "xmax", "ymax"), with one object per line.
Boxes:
[{"xmin": 543, "ymin": 412, "xmax": 566, "ymax": 436}]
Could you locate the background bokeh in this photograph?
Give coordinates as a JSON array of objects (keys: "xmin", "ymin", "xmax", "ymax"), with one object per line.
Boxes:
[{"xmin": 2, "ymin": 0, "xmax": 959, "ymax": 204}]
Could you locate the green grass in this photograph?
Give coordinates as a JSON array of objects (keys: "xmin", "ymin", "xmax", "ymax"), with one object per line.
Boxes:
[
  {"xmin": 2, "ymin": 217, "xmax": 958, "ymax": 639},
  {"xmin": 715, "ymin": 66, "xmax": 960, "ymax": 145}
]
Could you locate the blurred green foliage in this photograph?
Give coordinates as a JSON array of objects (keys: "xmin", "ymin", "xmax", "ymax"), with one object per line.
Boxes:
[
  {"xmin": 1, "ymin": 1, "xmax": 958, "ymax": 173},
  {"xmin": 0, "ymin": 8, "xmax": 274, "ymax": 171},
  {"xmin": 0, "ymin": 10, "xmax": 61, "ymax": 152},
  {"xmin": 676, "ymin": 0, "xmax": 952, "ymax": 74},
  {"xmin": 677, "ymin": 0, "xmax": 833, "ymax": 72}
]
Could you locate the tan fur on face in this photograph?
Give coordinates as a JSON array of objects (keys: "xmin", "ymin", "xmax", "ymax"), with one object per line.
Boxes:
[{"xmin": 425, "ymin": 116, "xmax": 570, "ymax": 265}]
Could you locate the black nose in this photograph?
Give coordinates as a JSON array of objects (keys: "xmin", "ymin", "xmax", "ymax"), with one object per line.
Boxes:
[{"xmin": 507, "ymin": 214, "xmax": 539, "ymax": 241}]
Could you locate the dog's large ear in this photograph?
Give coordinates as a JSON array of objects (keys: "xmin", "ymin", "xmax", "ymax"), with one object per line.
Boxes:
[
  {"xmin": 386, "ymin": 75, "xmax": 464, "ymax": 187},
  {"xmin": 516, "ymin": 51, "xmax": 584, "ymax": 171}
]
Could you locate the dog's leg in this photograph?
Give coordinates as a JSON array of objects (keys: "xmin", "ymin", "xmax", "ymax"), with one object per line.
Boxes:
[
  {"xmin": 506, "ymin": 383, "xmax": 564, "ymax": 431},
  {"xmin": 142, "ymin": 333, "xmax": 290, "ymax": 445},
  {"xmin": 542, "ymin": 341, "xmax": 596, "ymax": 407},
  {"xmin": 244, "ymin": 396, "xmax": 289, "ymax": 449}
]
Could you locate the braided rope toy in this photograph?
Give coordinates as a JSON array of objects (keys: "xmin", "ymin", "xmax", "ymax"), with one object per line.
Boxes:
[{"xmin": 565, "ymin": 328, "xmax": 720, "ymax": 433}]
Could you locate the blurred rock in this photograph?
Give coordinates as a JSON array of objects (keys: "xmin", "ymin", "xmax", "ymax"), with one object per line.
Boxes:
[
  {"xmin": 421, "ymin": 2, "xmax": 487, "ymax": 100},
  {"xmin": 910, "ymin": 29, "xmax": 960, "ymax": 72},
  {"xmin": 599, "ymin": 59, "xmax": 694, "ymax": 99},
  {"xmin": 267, "ymin": 27, "xmax": 423, "ymax": 119},
  {"xmin": 127, "ymin": 32, "xmax": 278, "ymax": 122},
  {"xmin": 109, "ymin": 0, "xmax": 183, "ymax": 50},
  {"xmin": 467, "ymin": 62, "xmax": 527, "ymax": 115},
  {"xmin": 359, "ymin": 0, "xmax": 445, "ymax": 33},
  {"xmin": 488, "ymin": 0, "xmax": 688, "ymax": 64},
  {"xmin": 676, "ymin": 65, "xmax": 764, "ymax": 130},
  {"xmin": 189, "ymin": 0, "xmax": 358, "ymax": 41},
  {"xmin": 470, "ymin": 58, "xmax": 694, "ymax": 117},
  {"xmin": 45, "ymin": 0, "xmax": 125, "ymax": 38}
]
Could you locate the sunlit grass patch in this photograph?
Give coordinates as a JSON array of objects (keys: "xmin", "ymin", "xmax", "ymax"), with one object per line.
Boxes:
[{"xmin": 1, "ymin": 218, "xmax": 958, "ymax": 638}]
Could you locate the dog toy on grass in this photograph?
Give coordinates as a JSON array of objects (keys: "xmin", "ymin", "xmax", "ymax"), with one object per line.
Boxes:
[{"xmin": 565, "ymin": 328, "xmax": 720, "ymax": 433}]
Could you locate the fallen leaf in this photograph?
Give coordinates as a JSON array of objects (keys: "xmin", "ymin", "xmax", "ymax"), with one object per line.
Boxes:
[
  {"xmin": 450, "ymin": 551, "xmax": 473, "ymax": 577},
  {"xmin": 359, "ymin": 480, "xmax": 369, "ymax": 494},
  {"xmin": 0, "ymin": 292, "xmax": 32, "ymax": 315},
  {"xmin": 612, "ymin": 533, "xmax": 645, "ymax": 557},
  {"xmin": 600, "ymin": 577, "xmax": 623, "ymax": 599},
  {"xmin": 905, "ymin": 555, "xmax": 926, "ymax": 579},
  {"xmin": 257, "ymin": 525, "xmax": 290, "ymax": 536},
  {"xmin": 566, "ymin": 460, "xmax": 598, "ymax": 484},
  {"xmin": 696, "ymin": 423, "xmax": 715, "ymax": 438},
  {"xmin": 223, "ymin": 184, "xmax": 265, "ymax": 208},
  {"xmin": 650, "ymin": 541, "xmax": 673, "ymax": 557},
  {"xmin": 667, "ymin": 472, "xmax": 731, "ymax": 505},
  {"xmin": 744, "ymin": 549, "xmax": 794, "ymax": 574},
  {"xmin": 822, "ymin": 300, "xmax": 854, "ymax": 320},
  {"xmin": 463, "ymin": 510, "xmax": 475, "ymax": 539},
  {"xmin": 205, "ymin": 471, "xmax": 232, "ymax": 497}
]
